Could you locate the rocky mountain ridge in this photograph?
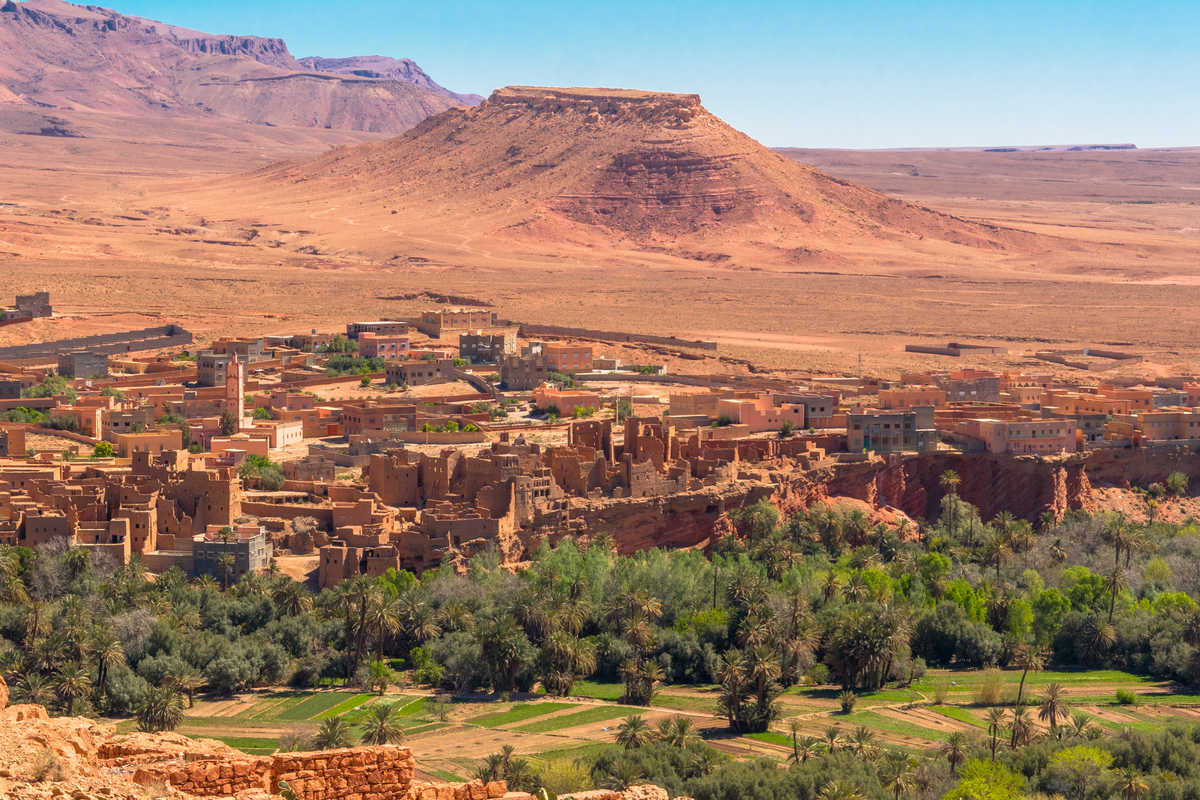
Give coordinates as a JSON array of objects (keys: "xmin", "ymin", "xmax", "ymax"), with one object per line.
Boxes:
[{"xmin": 0, "ymin": 0, "xmax": 472, "ymax": 133}]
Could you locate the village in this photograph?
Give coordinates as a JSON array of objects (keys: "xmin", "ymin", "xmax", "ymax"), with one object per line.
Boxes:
[{"xmin": 1, "ymin": 293, "xmax": 1198, "ymax": 589}]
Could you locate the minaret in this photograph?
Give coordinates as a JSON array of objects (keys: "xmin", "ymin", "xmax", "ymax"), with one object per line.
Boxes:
[{"xmin": 225, "ymin": 356, "xmax": 246, "ymax": 429}]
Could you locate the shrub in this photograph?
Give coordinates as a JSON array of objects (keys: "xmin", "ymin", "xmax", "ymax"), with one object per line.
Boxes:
[
  {"xmin": 1116, "ymin": 689, "xmax": 1137, "ymax": 705},
  {"xmin": 931, "ymin": 677, "xmax": 952, "ymax": 704},
  {"xmin": 839, "ymin": 690, "xmax": 857, "ymax": 714},
  {"xmin": 779, "ymin": 419, "xmax": 794, "ymax": 438},
  {"xmin": 973, "ymin": 669, "xmax": 1006, "ymax": 706},
  {"xmin": 25, "ymin": 747, "xmax": 65, "ymax": 782},
  {"xmin": 44, "ymin": 415, "xmax": 80, "ymax": 432},
  {"xmin": 807, "ymin": 663, "xmax": 831, "ymax": 686},
  {"xmin": 1167, "ymin": 471, "xmax": 1189, "ymax": 496},
  {"xmin": 92, "ymin": 441, "xmax": 114, "ymax": 458}
]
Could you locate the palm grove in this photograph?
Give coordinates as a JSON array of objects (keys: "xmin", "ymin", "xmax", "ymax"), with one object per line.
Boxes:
[{"xmin": 9, "ymin": 475, "xmax": 1200, "ymax": 797}]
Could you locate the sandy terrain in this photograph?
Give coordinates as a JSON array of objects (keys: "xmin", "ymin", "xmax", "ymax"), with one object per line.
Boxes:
[{"xmin": 0, "ymin": 77, "xmax": 1197, "ymax": 378}]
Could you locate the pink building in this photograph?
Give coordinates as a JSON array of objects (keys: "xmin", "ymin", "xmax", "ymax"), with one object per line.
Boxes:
[
  {"xmin": 960, "ymin": 418, "xmax": 1077, "ymax": 455},
  {"xmin": 532, "ymin": 385, "xmax": 604, "ymax": 415},
  {"xmin": 717, "ymin": 394, "xmax": 806, "ymax": 432},
  {"xmin": 358, "ymin": 332, "xmax": 411, "ymax": 359}
]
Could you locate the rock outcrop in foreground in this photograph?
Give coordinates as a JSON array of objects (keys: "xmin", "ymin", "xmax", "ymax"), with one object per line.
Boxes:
[{"xmin": 0, "ymin": 677, "xmax": 673, "ymax": 800}]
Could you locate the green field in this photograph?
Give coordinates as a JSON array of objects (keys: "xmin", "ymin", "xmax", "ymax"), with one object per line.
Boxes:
[
  {"xmin": 746, "ymin": 731, "xmax": 793, "ymax": 748},
  {"xmin": 566, "ymin": 681, "xmax": 625, "ymax": 701},
  {"xmin": 468, "ymin": 702, "xmax": 578, "ymax": 728},
  {"xmin": 313, "ymin": 693, "xmax": 376, "ymax": 720},
  {"xmin": 274, "ymin": 692, "xmax": 364, "ymax": 722},
  {"xmin": 840, "ymin": 711, "xmax": 950, "ymax": 742},
  {"xmin": 513, "ymin": 705, "xmax": 640, "ymax": 733},
  {"xmin": 928, "ymin": 705, "xmax": 986, "ymax": 728}
]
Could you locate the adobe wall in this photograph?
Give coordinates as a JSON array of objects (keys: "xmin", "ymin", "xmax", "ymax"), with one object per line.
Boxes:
[
  {"xmin": 0, "ymin": 325, "xmax": 193, "ymax": 362},
  {"xmin": 516, "ymin": 322, "xmax": 717, "ymax": 351}
]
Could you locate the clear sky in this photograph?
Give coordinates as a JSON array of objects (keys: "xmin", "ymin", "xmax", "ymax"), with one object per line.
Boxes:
[{"xmin": 102, "ymin": 0, "xmax": 1199, "ymax": 148}]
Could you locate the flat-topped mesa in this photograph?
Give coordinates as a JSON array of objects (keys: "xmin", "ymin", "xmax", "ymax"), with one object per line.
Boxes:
[{"xmin": 486, "ymin": 85, "xmax": 703, "ymax": 126}]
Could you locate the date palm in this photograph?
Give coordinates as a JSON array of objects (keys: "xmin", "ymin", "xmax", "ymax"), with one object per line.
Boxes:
[
  {"xmin": 136, "ymin": 685, "xmax": 183, "ymax": 732},
  {"xmin": 314, "ymin": 715, "xmax": 355, "ymax": 749},
  {"xmin": 1010, "ymin": 705, "xmax": 1033, "ymax": 748},
  {"xmin": 1068, "ymin": 711, "xmax": 1093, "ymax": 739},
  {"xmin": 848, "ymin": 725, "xmax": 876, "ymax": 757},
  {"xmin": 1118, "ymin": 766, "xmax": 1148, "ymax": 800},
  {"xmin": 818, "ymin": 781, "xmax": 865, "ymax": 800},
  {"xmin": 91, "ymin": 630, "xmax": 125, "ymax": 703},
  {"xmin": 1038, "ymin": 682, "xmax": 1070, "ymax": 739},
  {"xmin": 823, "ymin": 725, "xmax": 842, "ymax": 754},
  {"xmin": 359, "ymin": 703, "xmax": 406, "ymax": 745},
  {"xmin": 940, "ymin": 731, "xmax": 969, "ymax": 774},
  {"xmin": 986, "ymin": 706, "xmax": 1007, "ymax": 759},
  {"xmin": 883, "ymin": 753, "xmax": 915, "ymax": 800},
  {"xmin": 655, "ymin": 715, "xmax": 697, "ymax": 748},
  {"xmin": 272, "ymin": 580, "xmax": 312, "ymax": 616},
  {"xmin": 615, "ymin": 714, "xmax": 652, "ymax": 749},
  {"xmin": 53, "ymin": 660, "xmax": 92, "ymax": 714},
  {"xmin": 1013, "ymin": 645, "xmax": 1044, "ymax": 706}
]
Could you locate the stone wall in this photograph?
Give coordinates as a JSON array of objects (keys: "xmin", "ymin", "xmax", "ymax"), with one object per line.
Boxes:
[{"xmin": 130, "ymin": 745, "xmax": 420, "ymax": 800}]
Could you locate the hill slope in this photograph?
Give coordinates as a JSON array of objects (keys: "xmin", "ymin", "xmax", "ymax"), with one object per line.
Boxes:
[
  {"xmin": 0, "ymin": 0, "xmax": 470, "ymax": 133},
  {"xmin": 241, "ymin": 86, "xmax": 1046, "ymax": 265},
  {"xmin": 297, "ymin": 55, "xmax": 483, "ymax": 106}
]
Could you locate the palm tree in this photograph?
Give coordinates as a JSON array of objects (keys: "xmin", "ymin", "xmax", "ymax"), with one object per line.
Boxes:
[
  {"xmin": 1009, "ymin": 705, "xmax": 1033, "ymax": 748},
  {"xmin": 172, "ymin": 669, "xmax": 206, "ymax": 708},
  {"xmin": 796, "ymin": 736, "xmax": 822, "ymax": 764},
  {"xmin": 359, "ymin": 703, "xmax": 406, "ymax": 745},
  {"xmin": 788, "ymin": 718, "xmax": 803, "ymax": 762},
  {"xmin": 540, "ymin": 631, "xmax": 596, "ymax": 697},
  {"xmin": 1118, "ymin": 766, "xmax": 1148, "ymax": 800},
  {"xmin": 1083, "ymin": 616, "xmax": 1117, "ymax": 662},
  {"xmin": 655, "ymin": 715, "xmax": 697, "ymax": 748},
  {"xmin": 272, "ymin": 580, "xmax": 312, "ymax": 616},
  {"xmin": 1038, "ymin": 682, "xmax": 1070, "ymax": 739},
  {"xmin": 91, "ymin": 630, "xmax": 125, "ymax": 704},
  {"xmin": 53, "ymin": 661, "xmax": 92, "ymax": 714},
  {"xmin": 848, "ymin": 725, "xmax": 876, "ymax": 757},
  {"xmin": 13, "ymin": 671, "xmax": 53, "ymax": 706},
  {"xmin": 136, "ymin": 686, "xmax": 183, "ymax": 732},
  {"xmin": 1106, "ymin": 565, "xmax": 1125, "ymax": 624},
  {"xmin": 215, "ymin": 552, "xmax": 236, "ymax": 590},
  {"xmin": 823, "ymin": 725, "xmax": 842, "ymax": 754},
  {"xmin": 940, "ymin": 731, "xmax": 969, "ymax": 774},
  {"xmin": 883, "ymin": 753, "xmax": 915, "ymax": 800},
  {"xmin": 940, "ymin": 470, "xmax": 961, "ymax": 538},
  {"xmin": 818, "ymin": 781, "xmax": 866, "ymax": 800},
  {"xmin": 1068, "ymin": 711, "xmax": 1093, "ymax": 739},
  {"xmin": 615, "ymin": 714, "xmax": 652, "ymax": 749},
  {"xmin": 1013, "ymin": 645, "xmax": 1044, "ymax": 706},
  {"xmin": 986, "ymin": 706, "xmax": 1007, "ymax": 760},
  {"xmin": 314, "ymin": 715, "xmax": 355, "ymax": 749},
  {"xmin": 981, "ymin": 530, "xmax": 1011, "ymax": 582}
]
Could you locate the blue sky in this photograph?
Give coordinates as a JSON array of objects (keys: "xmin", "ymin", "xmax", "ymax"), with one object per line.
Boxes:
[{"xmin": 103, "ymin": 0, "xmax": 1199, "ymax": 148}]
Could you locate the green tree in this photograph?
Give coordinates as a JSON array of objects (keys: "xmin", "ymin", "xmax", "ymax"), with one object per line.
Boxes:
[{"xmin": 92, "ymin": 441, "xmax": 115, "ymax": 458}]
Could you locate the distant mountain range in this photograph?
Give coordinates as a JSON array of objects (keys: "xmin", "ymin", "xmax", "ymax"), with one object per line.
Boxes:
[{"xmin": 0, "ymin": 0, "xmax": 479, "ymax": 133}]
